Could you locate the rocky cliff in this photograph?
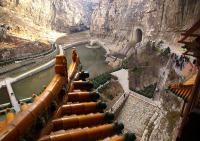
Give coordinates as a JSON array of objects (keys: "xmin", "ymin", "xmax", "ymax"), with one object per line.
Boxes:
[
  {"xmin": 0, "ymin": 0, "xmax": 99, "ymax": 38},
  {"xmin": 90, "ymin": 0, "xmax": 200, "ymax": 53},
  {"xmin": 0, "ymin": 0, "xmax": 99, "ymax": 60},
  {"xmin": 52, "ymin": 0, "xmax": 99, "ymax": 32}
]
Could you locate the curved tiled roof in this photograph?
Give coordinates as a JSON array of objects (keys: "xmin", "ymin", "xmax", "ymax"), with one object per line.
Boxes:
[{"xmin": 168, "ymin": 74, "xmax": 197, "ymax": 101}]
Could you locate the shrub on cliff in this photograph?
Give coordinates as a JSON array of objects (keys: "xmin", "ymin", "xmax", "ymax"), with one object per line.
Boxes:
[
  {"xmin": 131, "ymin": 83, "xmax": 157, "ymax": 98},
  {"xmin": 90, "ymin": 73, "xmax": 112, "ymax": 89}
]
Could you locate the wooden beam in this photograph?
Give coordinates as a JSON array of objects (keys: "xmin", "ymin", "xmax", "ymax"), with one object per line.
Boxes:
[
  {"xmin": 181, "ymin": 101, "xmax": 186, "ymax": 117},
  {"xmin": 184, "ymin": 53, "xmax": 195, "ymax": 57},
  {"xmin": 178, "ymin": 41, "xmax": 191, "ymax": 44},
  {"xmin": 181, "ymin": 33, "xmax": 200, "ymax": 37},
  {"xmin": 179, "ymin": 19, "xmax": 200, "ymax": 42},
  {"xmin": 177, "ymin": 67, "xmax": 200, "ymax": 139}
]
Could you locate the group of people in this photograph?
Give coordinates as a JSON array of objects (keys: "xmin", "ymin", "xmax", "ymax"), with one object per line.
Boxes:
[{"xmin": 171, "ymin": 53, "xmax": 190, "ymax": 71}]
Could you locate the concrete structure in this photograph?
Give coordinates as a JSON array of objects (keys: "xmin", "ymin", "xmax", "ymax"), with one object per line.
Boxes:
[{"xmin": 5, "ymin": 79, "xmax": 20, "ymax": 112}]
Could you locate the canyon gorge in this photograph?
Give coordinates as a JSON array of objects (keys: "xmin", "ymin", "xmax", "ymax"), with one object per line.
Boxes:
[{"xmin": 0, "ymin": 0, "xmax": 200, "ymax": 141}]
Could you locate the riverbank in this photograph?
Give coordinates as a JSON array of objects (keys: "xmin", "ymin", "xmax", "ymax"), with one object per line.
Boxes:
[
  {"xmin": 0, "ymin": 40, "xmax": 113, "ymax": 113},
  {"xmin": 0, "ymin": 44, "xmax": 58, "ymax": 80},
  {"xmin": 0, "ymin": 31, "xmax": 122, "ymax": 113},
  {"xmin": 0, "ymin": 31, "xmax": 90, "ymax": 79},
  {"xmin": 0, "ymin": 40, "xmax": 89, "ymax": 88}
]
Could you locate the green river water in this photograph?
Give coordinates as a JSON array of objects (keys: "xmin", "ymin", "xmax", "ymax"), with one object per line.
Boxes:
[{"xmin": 0, "ymin": 44, "xmax": 112, "ymax": 103}]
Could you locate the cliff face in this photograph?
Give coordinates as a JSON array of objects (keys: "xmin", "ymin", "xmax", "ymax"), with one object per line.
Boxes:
[
  {"xmin": 0, "ymin": 0, "xmax": 53, "ymax": 28},
  {"xmin": 90, "ymin": 1, "xmax": 200, "ymax": 140},
  {"xmin": 52, "ymin": 0, "xmax": 99, "ymax": 32},
  {"xmin": 90, "ymin": 0, "xmax": 200, "ymax": 51},
  {"xmin": 0, "ymin": 0, "xmax": 98, "ymax": 59},
  {"xmin": 0, "ymin": 0, "xmax": 99, "ymax": 35}
]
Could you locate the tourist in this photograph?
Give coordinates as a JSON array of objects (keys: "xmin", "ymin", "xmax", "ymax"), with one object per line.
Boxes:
[
  {"xmin": 176, "ymin": 60, "xmax": 180, "ymax": 67},
  {"xmin": 180, "ymin": 60, "xmax": 184, "ymax": 70}
]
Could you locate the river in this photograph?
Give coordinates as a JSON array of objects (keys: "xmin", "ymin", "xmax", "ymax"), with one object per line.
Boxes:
[{"xmin": 8, "ymin": 43, "xmax": 112, "ymax": 101}]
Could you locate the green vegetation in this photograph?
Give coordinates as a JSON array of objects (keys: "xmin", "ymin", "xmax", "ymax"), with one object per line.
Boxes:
[
  {"xmin": 131, "ymin": 66, "xmax": 143, "ymax": 78},
  {"xmin": 161, "ymin": 47, "xmax": 171, "ymax": 57},
  {"xmin": 132, "ymin": 83, "xmax": 157, "ymax": 98},
  {"xmin": 0, "ymin": 114, "xmax": 6, "ymax": 121},
  {"xmin": 90, "ymin": 59, "xmax": 129, "ymax": 89},
  {"xmin": 90, "ymin": 73, "xmax": 112, "ymax": 89},
  {"xmin": 156, "ymin": 40, "xmax": 164, "ymax": 48},
  {"xmin": 121, "ymin": 59, "xmax": 128, "ymax": 69}
]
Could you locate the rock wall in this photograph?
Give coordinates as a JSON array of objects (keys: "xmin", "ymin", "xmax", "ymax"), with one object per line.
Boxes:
[
  {"xmin": 0, "ymin": 0, "xmax": 99, "ymax": 32},
  {"xmin": 0, "ymin": 0, "xmax": 54, "ymax": 28},
  {"xmin": 52, "ymin": 0, "xmax": 99, "ymax": 32},
  {"xmin": 90, "ymin": 0, "xmax": 200, "ymax": 51}
]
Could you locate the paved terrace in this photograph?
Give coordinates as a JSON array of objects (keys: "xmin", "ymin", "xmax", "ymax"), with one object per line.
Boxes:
[
  {"xmin": 116, "ymin": 94, "xmax": 158, "ymax": 137},
  {"xmin": 111, "ymin": 69, "xmax": 130, "ymax": 93},
  {"xmin": 111, "ymin": 69, "xmax": 159, "ymax": 138}
]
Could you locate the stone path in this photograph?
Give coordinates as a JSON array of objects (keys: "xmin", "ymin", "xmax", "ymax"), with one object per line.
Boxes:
[
  {"xmin": 111, "ymin": 69, "xmax": 129, "ymax": 93},
  {"xmin": 107, "ymin": 92, "xmax": 129, "ymax": 114},
  {"xmin": 116, "ymin": 95, "xmax": 158, "ymax": 137},
  {"xmin": 110, "ymin": 69, "xmax": 160, "ymax": 138}
]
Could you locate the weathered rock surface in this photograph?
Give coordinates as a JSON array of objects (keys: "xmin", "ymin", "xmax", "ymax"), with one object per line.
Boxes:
[
  {"xmin": 52, "ymin": 0, "xmax": 99, "ymax": 32},
  {"xmin": 0, "ymin": 0, "xmax": 99, "ymax": 33},
  {"xmin": 90, "ymin": 0, "xmax": 200, "ymax": 52},
  {"xmin": 0, "ymin": 0, "xmax": 98, "ymax": 58}
]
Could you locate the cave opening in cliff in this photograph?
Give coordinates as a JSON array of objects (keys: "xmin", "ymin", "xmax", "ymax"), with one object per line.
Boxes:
[{"xmin": 135, "ymin": 28, "xmax": 142, "ymax": 43}]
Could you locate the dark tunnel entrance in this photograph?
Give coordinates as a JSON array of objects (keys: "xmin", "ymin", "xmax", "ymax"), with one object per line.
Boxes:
[{"xmin": 135, "ymin": 28, "xmax": 142, "ymax": 43}]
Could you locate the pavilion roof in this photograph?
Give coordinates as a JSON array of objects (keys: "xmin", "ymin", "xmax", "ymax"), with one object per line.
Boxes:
[{"xmin": 168, "ymin": 74, "xmax": 197, "ymax": 101}]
